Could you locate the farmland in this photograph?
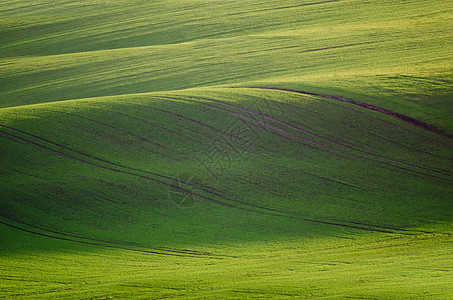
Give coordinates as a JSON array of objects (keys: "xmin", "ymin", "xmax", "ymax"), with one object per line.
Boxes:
[{"xmin": 1, "ymin": 0, "xmax": 452, "ymax": 298}]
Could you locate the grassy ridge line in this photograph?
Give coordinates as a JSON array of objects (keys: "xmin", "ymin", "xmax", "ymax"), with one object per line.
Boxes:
[
  {"xmin": 0, "ymin": 38, "xmax": 381, "ymax": 107},
  {"xmin": 1, "ymin": 36, "xmax": 449, "ymax": 107},
  {"xmin": 1, "ymin": 0, "xmax": 450, "ymax": 56},
  {"xmin": 2, "ymin": 88, "xmax": 448, "ymax": 176},
  {"xmin": 245, "ymin": 86, "xmax": 453, "ymax": 138},
  {"xmin": 0, "ymin": 0, "xmax": 345, "ymax": 56},
  {"xmin": 1, "ymin": 0, "xmax": 451, "ymax": 136},
  {"xmin": 1, "ymin": 88, "xmax": 451, "ymax": 179}
]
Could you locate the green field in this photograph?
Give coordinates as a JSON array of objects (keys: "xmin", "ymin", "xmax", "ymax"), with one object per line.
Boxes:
[{"xmin": 1, "ymin": 0, "xmax": 452, "ymax": 298}]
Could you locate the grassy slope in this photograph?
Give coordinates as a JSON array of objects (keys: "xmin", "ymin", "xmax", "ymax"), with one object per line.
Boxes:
[{"xmin": 1, "ymin": 0, "xmax": 452, "ymax": 298}]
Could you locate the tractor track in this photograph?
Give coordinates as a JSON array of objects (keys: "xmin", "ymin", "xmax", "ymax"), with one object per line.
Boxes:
[
  {"xmin": 0, "ymin": 123, "xmax": 228, "ymax": 198},
  {"xmin": 0, "ymin": 220, "xmax": 219, "ymax": 258},
  {"xmin": 0, "ymin": 213, "xmax": 215, "ymax": 257},
  {"xmin": 0, "ymin": 145, "xmax": 421, "ymax": 238},
  {"xmin": 245, "ymin": 87, "xmax": 453, "ymax": 139},
  {"xmin": 0, "ymin": 125, "xmax": 296, "ymax": 219},
  {"xmin": 161, "ymin": 95, "xmax": 451, "ymax": 182},
  {"xmin": 346, "ymin": 122, "xmax": 451, "ymax": 163},
  {"xmin": 1, "ymin": 127, "xmax": 417, "ymax": 235},
  {"xmin": 187, "ymin": 94, "xmax": 451, "ymax": 178},
  {"xmin": 2, "ymin": 91, "xmax": 446, "ymax": 237},
  {"xmin": 128, "ymin": 101, "xmax": 270, "ymax": 152},
  {"xmin": 86, "ymin": 105, "xmax": 203, "ymax": 147},
  {"xmin": 226, "ymin": 0, "xmax": 341, "ymax": 16},
  {"xmin": 39, "ymin": 109, "xmax": 157, "ymax": 144},
  {"xmin": 233, "ymin": 87, "xmax": 451, "ymax": 148},
  {"xmin": 251, "ymin": 95, "xmax": 451, "ymax": 162},
  {"xmin": 0, "ymin": 129, "xmax": 242, "ymax": 211}
]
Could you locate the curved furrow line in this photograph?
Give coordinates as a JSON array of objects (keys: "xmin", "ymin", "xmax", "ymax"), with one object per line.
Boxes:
[
  {"xmin": 257, "ymin": 147, "xmax": 434, "ymax": 203},
  {"xmin": 2, "ymin": 110, "xmax": 443, "ymax": 236},
  {"xmin": 0, "ymin": 129, "xmax": 398, "ymax": 234},
  {"xmin": 246, "ymin": 87, "xmax": 453, "ymax": 139},
  {"xmin": 226, "ymin": 0, "xmax": 341, "ymax": 16},
  {"xmin": 345, "ymin": 122, "xmax": 451, "ymax": 162},
  {"xmin": 0, "ymin": 130, "xmax": 420, "ymax": 235},
  {"xmin": 128, "ymin": 102, "xmax": 257, "ymax": 148},
  {"xmin": 234, "ymin": 87, "xmax": 451, "ymax": 148},
  {"xmin": 263, "ymin": 100, "xmax": 451, "ymax": 163},
  {"xmin": 242, "ymin": 203, "xmax": 414, "ymax": 235},
  {"xmin": 0, "ymin": 130, "xmax": 240, "ymax": 210},
  {"xmin": 154, "ymin": 95, "xmax": 337, "ymax": 153},
  {"xmin": 0, "ymin": 220, "xmax": 219, "ymax": 259},
  {"xmin": 0, "ymin": 124, "xmax": 243, "ymax": 205},
  {"xmin": 246, "ymin": 121, "xmax": 372, "ymax": 189},
  {"xmin": 220, "ymin": 188, "xmax": 427, "ymax": 236},
  {"xmin": 183, "ymin": 95, "xmax": 451, "ymax": 177},
  {"xmin": 328, "ymin": 217, "xmax": 435, "ymax": 235},
  {"xmin": 242, "ymin": 95, "xmax": 453, "ymax": 165},
  {"xmin": 300, "ymin": 219, "xmax": 393, "ymax": 234},
  {"xmin": 37, "ymin": 108, "xmax": 162, "ymax": 147},
  {"xmin": 163, "ymin": 96, "xmax": 451, "ymax": 181},
  {"xmin": 68, "ymin": 104, "xmax": 233, "ymax": 160},
  {"xmin": 0, "ymin": 214, "xmax": 214, "ymax": 257},
  {"xmin": 264, "ymin": 203, "xmax": 432, "ymax": 235},
  {"xmin": 0, "ymin": 129, "xmax": 300, "ymax": 224},
  {"xmin": 275, "ymin": 108, "xmax": 451, "ymax": 173},
  {"xmin": 128, "ymin": 100, "xmax": 274, "ymax": 154},
  {"xmin": 89, "ymin": 106, "xmax": 205, "ymax": 146},
  {"xmin": 0, "ymin": 64, "xmax": 174, "ymax": 105},
  {"xmin": 0, "ymin": 127, "xmax": 294, "ymax": 219},
  {"xmin": 0, "ymin": 123, "xmax": 227, "ymax": 196},
  {"xmin": 126, "ymin": 103, "xmax": 249, "ymax": 145},
  {"xmin": 179, "ymin": 95, "xmax": 451, "ymax": 180}
]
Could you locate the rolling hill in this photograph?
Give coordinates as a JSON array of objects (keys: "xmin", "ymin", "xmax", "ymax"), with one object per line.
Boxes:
[{"xmin": 1, "ymin": 0, "xmax": 452, "ymax": 298}]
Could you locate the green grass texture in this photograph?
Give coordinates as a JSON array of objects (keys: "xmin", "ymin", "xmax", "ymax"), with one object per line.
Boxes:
[{"xmin": 1, "ymin": 0, "xmax": 452, "ymax": 298}]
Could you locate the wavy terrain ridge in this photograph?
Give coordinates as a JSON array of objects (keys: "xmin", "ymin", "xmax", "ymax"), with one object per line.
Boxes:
[{"xmin": 1, "ymin": 0, "xmax": 452, "ymax": 298}]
